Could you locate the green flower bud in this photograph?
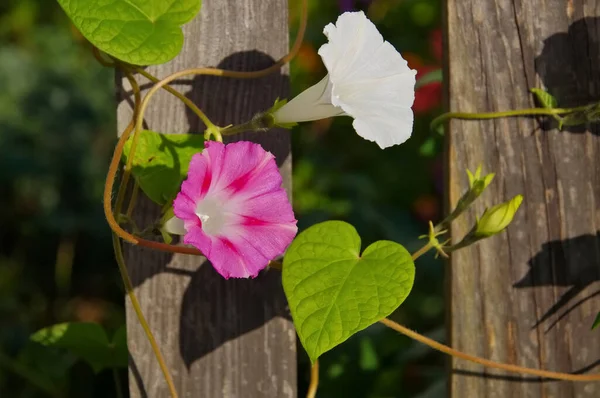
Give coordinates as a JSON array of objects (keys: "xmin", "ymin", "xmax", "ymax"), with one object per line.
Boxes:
[
  {"xmin": 466, "ymin": 165, "xmax": 495, "ymax": 196},
  {"xmin": 474, "ymin": 195, "xmax": 523, "ymax": 238},
  {"xmin": 466, "ymin": 165, "xmax": 482, "ymax": 187}
]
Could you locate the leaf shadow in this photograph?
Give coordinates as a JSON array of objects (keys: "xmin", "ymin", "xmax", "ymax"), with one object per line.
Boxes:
[
  {"xmin": 179, "ymin": 263, "xmax": 290, "ymax": 368},
  {"xmin": 513, "ymin": 232, "xmax": 600, "ymax": 331},
  {"xmin": 535, "ymin": 17, "xmax": 600, "ymax": 134},
  {"xmin": 184, "ymin": 49, "xmax": 291, "ymax": 150}
]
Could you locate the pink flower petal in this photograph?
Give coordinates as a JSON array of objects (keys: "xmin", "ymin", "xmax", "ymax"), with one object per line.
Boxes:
[
  {"xmin": 173, "ymin": 141, "xmax": 298, "ymax": 279},
  {"xmin": 204, "ymin": 141, "xmax": 281, "ymax": 199}
]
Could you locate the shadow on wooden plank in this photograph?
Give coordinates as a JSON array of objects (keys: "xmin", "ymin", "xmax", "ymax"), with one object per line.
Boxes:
[
  {"xmin": 179, "ymin": 263, "xmax": 290, "ymax": 368},
  {"xmin": 129, "ymin": 354, "xmax": 149, "ymax": 398},
  {"xmin": 535, "ymin": 17, "xmax": 600, "ymax": 133},
  {"xmin": 513, "ymin": 232, "xmax": 600, "ymax": 330}
]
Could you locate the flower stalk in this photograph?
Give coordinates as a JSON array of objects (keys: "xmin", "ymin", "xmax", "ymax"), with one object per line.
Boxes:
[{"xmin": 435, "ymin": 166, "xmax": 494, "ymax": 232}]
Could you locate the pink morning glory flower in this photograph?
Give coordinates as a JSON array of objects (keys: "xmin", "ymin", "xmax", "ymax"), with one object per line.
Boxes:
[{"xmin": 164, "ymin": 141, "xmax": 298, "ymax": 279}]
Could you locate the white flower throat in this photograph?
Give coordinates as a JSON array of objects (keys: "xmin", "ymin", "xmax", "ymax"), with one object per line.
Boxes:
[{"xmin": 195, "ymin": 197, "xmax": 226, "ymax": 236}]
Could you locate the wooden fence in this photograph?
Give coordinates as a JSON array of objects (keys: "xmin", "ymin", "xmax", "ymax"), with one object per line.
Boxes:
[
  {"xmin": 447, "ymin": 0, "xmax": 600, "ymax": 397},
  {"xmin": 116, "ymin": 1, "xmax": 295, "ymax": 396}
]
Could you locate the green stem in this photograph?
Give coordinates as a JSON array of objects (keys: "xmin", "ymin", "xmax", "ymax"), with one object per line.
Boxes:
[
  {"xmin": 112, "ymin": 234, "xmax": 179, "ymax": 398},
  {"xmin": 411, "ymin": 242, "xmax": 433, "ymax": 261},
  {"xmin": 219, "ymin": 123, "xmax": 255, "ymax": 136},
  {"xmin": 113, "ymin": 368, "xmax": 124, "ymax": 398},
  {"xmin": 430, "ymin": 105, "xmax": 593, "ymax": 132},
  {"xmin": 0, "ymin": 350, "xmax": 61, "ymax": 398},
  {"xmin": 219, "ymin": 113, "xmax": 274, "ymax": 136},
  {"xmin": 306, "ymin": 360, "xmax": 319, "ymax": 398},
  {"xmin": 126, "ymin": 182, "xmax": 140, "ymax": 219},
  {"xmin": 434, "ymin": 204, "xmax": 468, "ymax": 234}
]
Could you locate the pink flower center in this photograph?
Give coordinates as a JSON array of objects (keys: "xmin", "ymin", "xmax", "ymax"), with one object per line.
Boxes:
[{"xmin": 195, "ymin": 196, "xmax": 226, "ymax": 236}]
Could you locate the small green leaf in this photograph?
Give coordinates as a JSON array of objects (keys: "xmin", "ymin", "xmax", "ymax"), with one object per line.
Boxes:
[
  {"xmin": 283, "ymin": 221, "xmax": 415, "ymax": 362},
  {"xmin": 419, "ymin": 137, "xmax": 436, "ymax": 157},
  {"xmin": 122, "ymin": 130, "xmax": 204, "ymax": 205},
  {"xmin": 110, "ymin": 326, "xmax": 128, "ymax": 368},
  {"xmin": 158, "ymin": 204, "xmax": 175, "ymax": 244},
  {"xmin": 31, "ymin": 323, "xmax": 112, "ymax": 373},
  {"xmin": 359, "ymin": 337, "xmax": 379, "ymax": 371},
  {"xmin": 530, "ymin": 88, "xmax": 558, "ymax": 109},
  {"xmin": 592, "ymin": 311, "xmax": 600, "ymax": 330},
  {"xmin": 435, "ymin": 124, "xmax": 445, "ymax": 136},
  {"xmin": 56, "ymin": 0, "xmax": 202, "ymax": 65},
  {"xmin": 415, "ymin": 69, "xmax": 442, "ymax": 90}
]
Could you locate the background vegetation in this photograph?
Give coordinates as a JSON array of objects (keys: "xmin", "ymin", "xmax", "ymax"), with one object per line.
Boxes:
[{"xmin": 0, "ymin": 0, "xmax": 445, "ymax": 396}]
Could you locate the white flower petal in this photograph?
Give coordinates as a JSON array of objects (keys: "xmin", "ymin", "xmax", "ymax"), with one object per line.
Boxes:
[
  {"xmin": 163, "ymin": 216, "xmax": 186, "ymax": 236},
  {"xmin": 273, "ymin": 11, "xmax": 416, "ymax": 149},
  {"xmin": 352, "ymin": 106, "xmax": 414, "ymax": 149},
  {"xmin": 319, "ymin": 11, "xmax": 384, "ymax": 82}
]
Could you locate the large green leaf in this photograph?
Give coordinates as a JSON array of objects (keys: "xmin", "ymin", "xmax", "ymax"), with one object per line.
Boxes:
[
  {"xmin": 31, "ymin": 322, "xmax": 124, "ymax": 373},
  {"xmin": 56, "ymin": 0, "xmax": 202, "ymax": 65},
  {"xmin": 283, "ymin": 221, "xmax": 415, "ymax": 362},
  {"xmin": 122, "ymin": 130, "xmax": 205, "ymax": 205}
]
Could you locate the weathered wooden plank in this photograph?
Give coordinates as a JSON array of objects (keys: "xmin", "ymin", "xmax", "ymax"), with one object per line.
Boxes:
[
  {"xmin": 115, "ymin": 1, "xmax": 296, "ymax": 397},
  {"xmin": 447, "ymin": 1, "xmax": 600, "ymax": 397}
]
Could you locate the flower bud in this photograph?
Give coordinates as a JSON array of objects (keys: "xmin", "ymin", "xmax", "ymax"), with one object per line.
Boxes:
[
  {"xmin": 450, "ymin": 167, "xmax": 494, "ymax": 217},
  {"xmin": 474, "ymin": 195, "xmax": 523, "ymax": 238},
  {"xmin": 466, "ymin": 165, "xmax": 494, "ymax": 197}
]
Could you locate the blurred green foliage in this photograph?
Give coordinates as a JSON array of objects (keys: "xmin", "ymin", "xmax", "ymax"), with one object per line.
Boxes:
[
  {"xmin": 1, "ymin": 0, "xmax": 445, "ymax": 396},
  {"xmin": 0, "ymin": 1, "xmax": 124, "ymax": 396}
]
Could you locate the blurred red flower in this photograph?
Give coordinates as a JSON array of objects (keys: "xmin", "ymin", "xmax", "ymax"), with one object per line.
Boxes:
[
  {"xmin": 404, "ymin": 48, "xmax": 442, "ymax": 115},
  {"xmin": 430, "ymin": 28, "xmax": 442, "ymax": 62}
]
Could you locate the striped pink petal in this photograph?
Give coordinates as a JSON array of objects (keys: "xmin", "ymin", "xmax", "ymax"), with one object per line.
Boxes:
[{"xmin": 172, "ymin": 141, "xmax": 297, "ymax": 279}]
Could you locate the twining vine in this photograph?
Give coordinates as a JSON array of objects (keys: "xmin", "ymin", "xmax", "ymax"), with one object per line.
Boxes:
[{"xmin": 24, "ymin": 0, "xmax": 600, "ymax": 397}]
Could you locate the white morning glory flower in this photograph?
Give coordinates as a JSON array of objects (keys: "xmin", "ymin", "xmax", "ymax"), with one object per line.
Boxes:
[{"xmin": 273, "ymin": 11, "xmax": 417, "ymax": 149}]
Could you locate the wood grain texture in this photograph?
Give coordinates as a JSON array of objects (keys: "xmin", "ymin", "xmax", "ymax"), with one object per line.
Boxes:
[
  {"xmin": 446, "ymin": 1, "xmax": 600, "ymax": 397},
  {"xmin": 115, "ymin": 1, "xmax": 296, "ymax": 397}
]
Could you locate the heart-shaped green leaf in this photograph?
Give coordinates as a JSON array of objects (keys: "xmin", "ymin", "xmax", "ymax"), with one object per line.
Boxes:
[
  {"xmin": 57, "ymin": 0, "xmax": 202, "ymax": 65},
  {"xmin": 283, "ymin": 221, "xmax": 415, "ymax": 362},
  {"xmin": 122, "ymin": 130, "xmax": 204, "ymax": 205}
]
